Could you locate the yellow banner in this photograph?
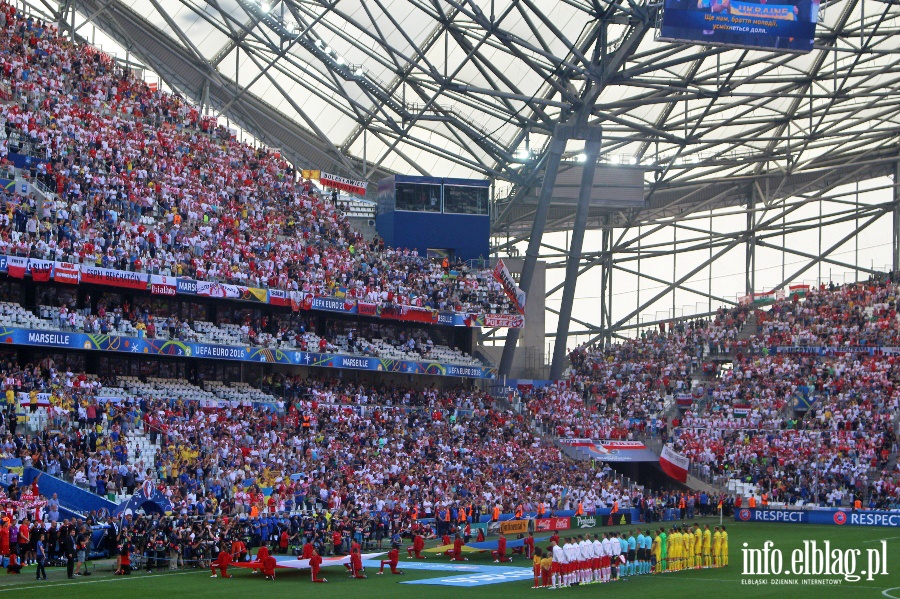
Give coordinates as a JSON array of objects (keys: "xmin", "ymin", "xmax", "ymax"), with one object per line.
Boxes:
[{"xmin": 301, "ymin": 170, "xmax": 321, "ymax": 180}]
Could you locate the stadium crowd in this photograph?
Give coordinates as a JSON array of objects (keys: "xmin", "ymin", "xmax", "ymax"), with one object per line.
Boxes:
[
  {"xmin": 564, "ymin": 275, "xmax": 900, "ymax": 508},
  {"xmin": 0, "ymin": 3, "xmax": 514, "ymax": 316}
]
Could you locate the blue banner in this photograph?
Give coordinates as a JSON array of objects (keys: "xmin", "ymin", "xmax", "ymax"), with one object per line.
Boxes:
[
  {"xmin": 736, "ymin": 508, "xmax": 900, "ymax": 527},
  {"xmin": 311, "ymin": 296, "xmax": 357, "ymax": 313},
  {"xmin": 0, "ymin": 325, "xmax": 496, "ymax": 379},
  {"xmin": 176, "ymin": 277, "xmax": 197, "ymax": 294}
]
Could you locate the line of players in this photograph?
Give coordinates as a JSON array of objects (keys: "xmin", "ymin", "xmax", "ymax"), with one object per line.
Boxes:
[{"xmin": 531, "ymin": 525, "xmax": 730, "ymax": 589}]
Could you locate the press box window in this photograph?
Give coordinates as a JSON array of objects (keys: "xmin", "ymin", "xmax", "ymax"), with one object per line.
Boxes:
[
  {"xmin": 395, "ymin": 182, "xmax": 442, "ymax": 212},
  {"xmin": 443, "ymin": 185, "xmax": 489, "ymax": 215}
]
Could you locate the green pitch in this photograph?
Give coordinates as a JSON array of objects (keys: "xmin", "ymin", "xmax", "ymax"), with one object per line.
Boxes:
[{"xmin": 6, "ymin": 517, "xmax": 900, "ymax": 598}]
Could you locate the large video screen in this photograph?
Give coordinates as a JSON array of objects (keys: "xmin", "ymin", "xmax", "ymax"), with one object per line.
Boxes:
[
  {"xmin": 659, "ymin": 0, "xmax": 819, "ymax": 53},
  {"xmin": 395, "ymin": 182, "xmax": 442, "ymax": 212}
]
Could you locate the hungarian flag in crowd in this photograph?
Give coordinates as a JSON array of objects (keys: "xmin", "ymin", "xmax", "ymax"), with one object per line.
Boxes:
[
  {"xmin": 659, "ymin": 445, "xmax": 690, "ymax": 483},
  {"xmin": 6, "ymin": 256, "xmax": 28, "ymax": 278},
  {"xmin": 789, "ymin": 284, "xmax": 810, "ymax": 299}
]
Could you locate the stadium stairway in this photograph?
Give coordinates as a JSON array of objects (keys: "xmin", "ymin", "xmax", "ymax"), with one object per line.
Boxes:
[
  {"xmin": 20, "ymin": 467, "xmax": 119, "ymax": 518},
  {"xmin": 736, "ymin": 310, "xmax": 759, "ymax": 341}
]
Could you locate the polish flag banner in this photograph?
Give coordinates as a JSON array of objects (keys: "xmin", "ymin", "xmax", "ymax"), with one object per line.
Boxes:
[
  {"xmin": 6, "ymin": 256, "xmax": 28, "ymax": 278},
  {"xmin": 659, "ymin": 445, "xmax": 690, "ymax": 483}
]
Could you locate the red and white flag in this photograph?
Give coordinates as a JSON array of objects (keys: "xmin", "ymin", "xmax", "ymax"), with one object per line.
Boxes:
[
  {"xmin": 54, "ymin": 262, "xmax": 80, "ymax": 284},
  {"xmin": 29, "ymin": 259, "xmax": 53, "ymax": 282},
  {"xmin": 6, "ymin": 256, "xmax": 28, "ymax": 278},
  {"xmin": 659, "ymin": 445, "xmax": 690, "ymax": 483}
]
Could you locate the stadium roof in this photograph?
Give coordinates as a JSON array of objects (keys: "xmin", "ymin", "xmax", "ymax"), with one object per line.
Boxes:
[{"xmin": 45, "ymin": 0, "xmax": 899, "ymax": 221}]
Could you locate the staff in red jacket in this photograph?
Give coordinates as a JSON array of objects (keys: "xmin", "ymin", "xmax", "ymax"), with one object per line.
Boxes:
[
  {"xmin": 210, "ymin": 548, "xmax": 232, "ymax": 578},
  {"xmin": 377, "ymin": 545, "xmax": 404, "ymax": 575},
  {"xmin": 309, "ymin": 549, "xmax": 328, "ymax": 583},
  {"xmin": 450, "ymin": 535, "xmax": 468, "ymax": 562},
  {"xmin": 492, "ymin": 533, "xmax": 509, "ymax": 563},
  {"xmin": 345, "ymin": 541, "xmax": 367, "ymax": 579},
  {"xmin": 302, "ymin": 540, "xmax": 314, "ymax": 559},
  {"xmin": 524, "ymin": 531, "xmax": 536, "ymax": 559},
  {"xmin": 407, "ymin": 533, "xmax": 426, "ymax": 559},
  {"xmin": 262, "ymin": 554, "xmax": 277, "ymax": 580},
  {"xmin": 252, "ymin": 544, "xmax": 270, "ymax": 574}
]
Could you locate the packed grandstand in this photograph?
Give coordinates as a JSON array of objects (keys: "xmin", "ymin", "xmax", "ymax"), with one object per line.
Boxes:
[{"xmin": 0, "ymin": 0, "xmax": 897, "ymax": 587}]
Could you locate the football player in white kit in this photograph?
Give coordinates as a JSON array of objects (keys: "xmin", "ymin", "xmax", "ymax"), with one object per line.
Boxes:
[
  {"xmin": 578, "ymin": 535, "xmax": 592, "ymax": 584},
  {"xmin": 601, "ymin": 532, "xmax": 614, "ymax": 582},
  {"xmin": 592, "ymin": 534, "xmax": 604, "ymax": 583},
  {"xmin": 551, "ymin": 539, "xmax": 567, "ymax": 588}
]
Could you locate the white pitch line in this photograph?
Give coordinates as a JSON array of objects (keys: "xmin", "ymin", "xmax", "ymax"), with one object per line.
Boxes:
[
  {"xmin": 864, "ymin": 536, "xmax": 900, "ymax": 543},
  {"xmin": 0, "ymin": 569, "xmax": 203, "ymax": 593}
]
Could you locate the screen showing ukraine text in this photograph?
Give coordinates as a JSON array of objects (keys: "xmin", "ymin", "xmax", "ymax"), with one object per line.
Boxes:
[{"xmin": 659, "ymin": 0, "xmax": 819, "ymax": 53}]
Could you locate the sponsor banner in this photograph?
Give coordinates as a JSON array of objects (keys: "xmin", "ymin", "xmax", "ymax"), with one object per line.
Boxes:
[
  {"xmin": 81, "ymin": 266, "xmax": 149, "ymax": 290},
  {"xmin": 320, "ymin": 171, "xmax": 367, "ymax": 195},
  {"xmin": 149, "ymin": 274, "xmax": 177, "ymax": 296},
  {"xmin": 736, "ymin": 508, "xmax": 900, "ymax": 527},
  {"xmin": 53, "ymin": 262, "xmax": 80, "ymax": 284},
  {"xmin": 601, "ymin": 513, "xmax": 632, "ymax": 527},
  {"xmin": 499, "ymin": 519, "xmax": 530, "ymax": 535},
  {"xmin": 6, "ymin": 256, "xmax": 27, "ymax": 278},
  {"xmin": 197, "ymin": 280, "xmax": 242, "ymax": 299},
  {"xmin": 29, "ymin": 259, "xmax": 53, "ymax": 282},
  {"xmin": 571, "ymin": 516, "xmax": 597, "ymax": 529},
  {"xmin": 268, "ymin": 289, "xmax": 290, "ymax": 307},
  {"xmin": 659, "ymin": 445, "xmax": 690, "ymax": 483},
  {"xmin": 0, "ymin": 325, "xmax": 496, "ymax": 380},
  {"xmin": 465, "ymin": 313, "xmax": 525, "ymax": 329},
  {"xmin": 311, "ymin": 296, "xmax": 357, "ymax": 313},
  {"xmin": 492, "ymin": 259, "xmax": 526, "ymax": 314},
  {"xmin": 558, "ymin": 438, "xmax": 660, "ymax": 462},
  {"xmin": 176, "ymin": 278, "xmax": 197, "ymax": 295},
  {"xmin": 534, "ymin": 517, "xmax": 570, "ymax": 532}
]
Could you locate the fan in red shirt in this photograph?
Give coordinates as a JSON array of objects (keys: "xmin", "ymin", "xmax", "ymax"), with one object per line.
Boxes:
[
  {"xmin": 377, "ymin": 545, "xmax": 404, "ymax": 575},
  {"xmin": 210, "ymin": 548, "xmax": 232, "ymax": 578},
  {"xmin": 406, "ymin": 533, "xmax": 426, "ymax": 559},
  {"xmin": 309, "ymin": 549, "xmax": 328, "ymax": 583},
  {"xmin": 491, "ymin": 532, "xmax": 509, "ymax": 563}
]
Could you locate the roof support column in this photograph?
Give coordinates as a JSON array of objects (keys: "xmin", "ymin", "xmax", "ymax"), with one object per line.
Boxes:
[
  {"xmin": 746, "ymin": 185, "xmax": 758, "ymax": 295},
  {"xmin": 549, "ymin": 126, "xmax": 602, "ymax": 380},
  {"xmin": 499, "ymin": 127, "xmax": 569, "ymax": 377},
  {"xmin": 894, "ymin": 161, "xmax": 900, "ymax": 275}
]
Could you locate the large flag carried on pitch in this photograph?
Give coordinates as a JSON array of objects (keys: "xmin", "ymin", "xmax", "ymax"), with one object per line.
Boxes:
[{"xmin": 659, "ymin": 445, "xmax": 690, "ymax": 483}]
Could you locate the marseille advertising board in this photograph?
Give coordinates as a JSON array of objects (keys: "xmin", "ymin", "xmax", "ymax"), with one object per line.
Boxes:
[{"xmin": 4, "ymin": 326, "xmax": 496, "ymax": 380}]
